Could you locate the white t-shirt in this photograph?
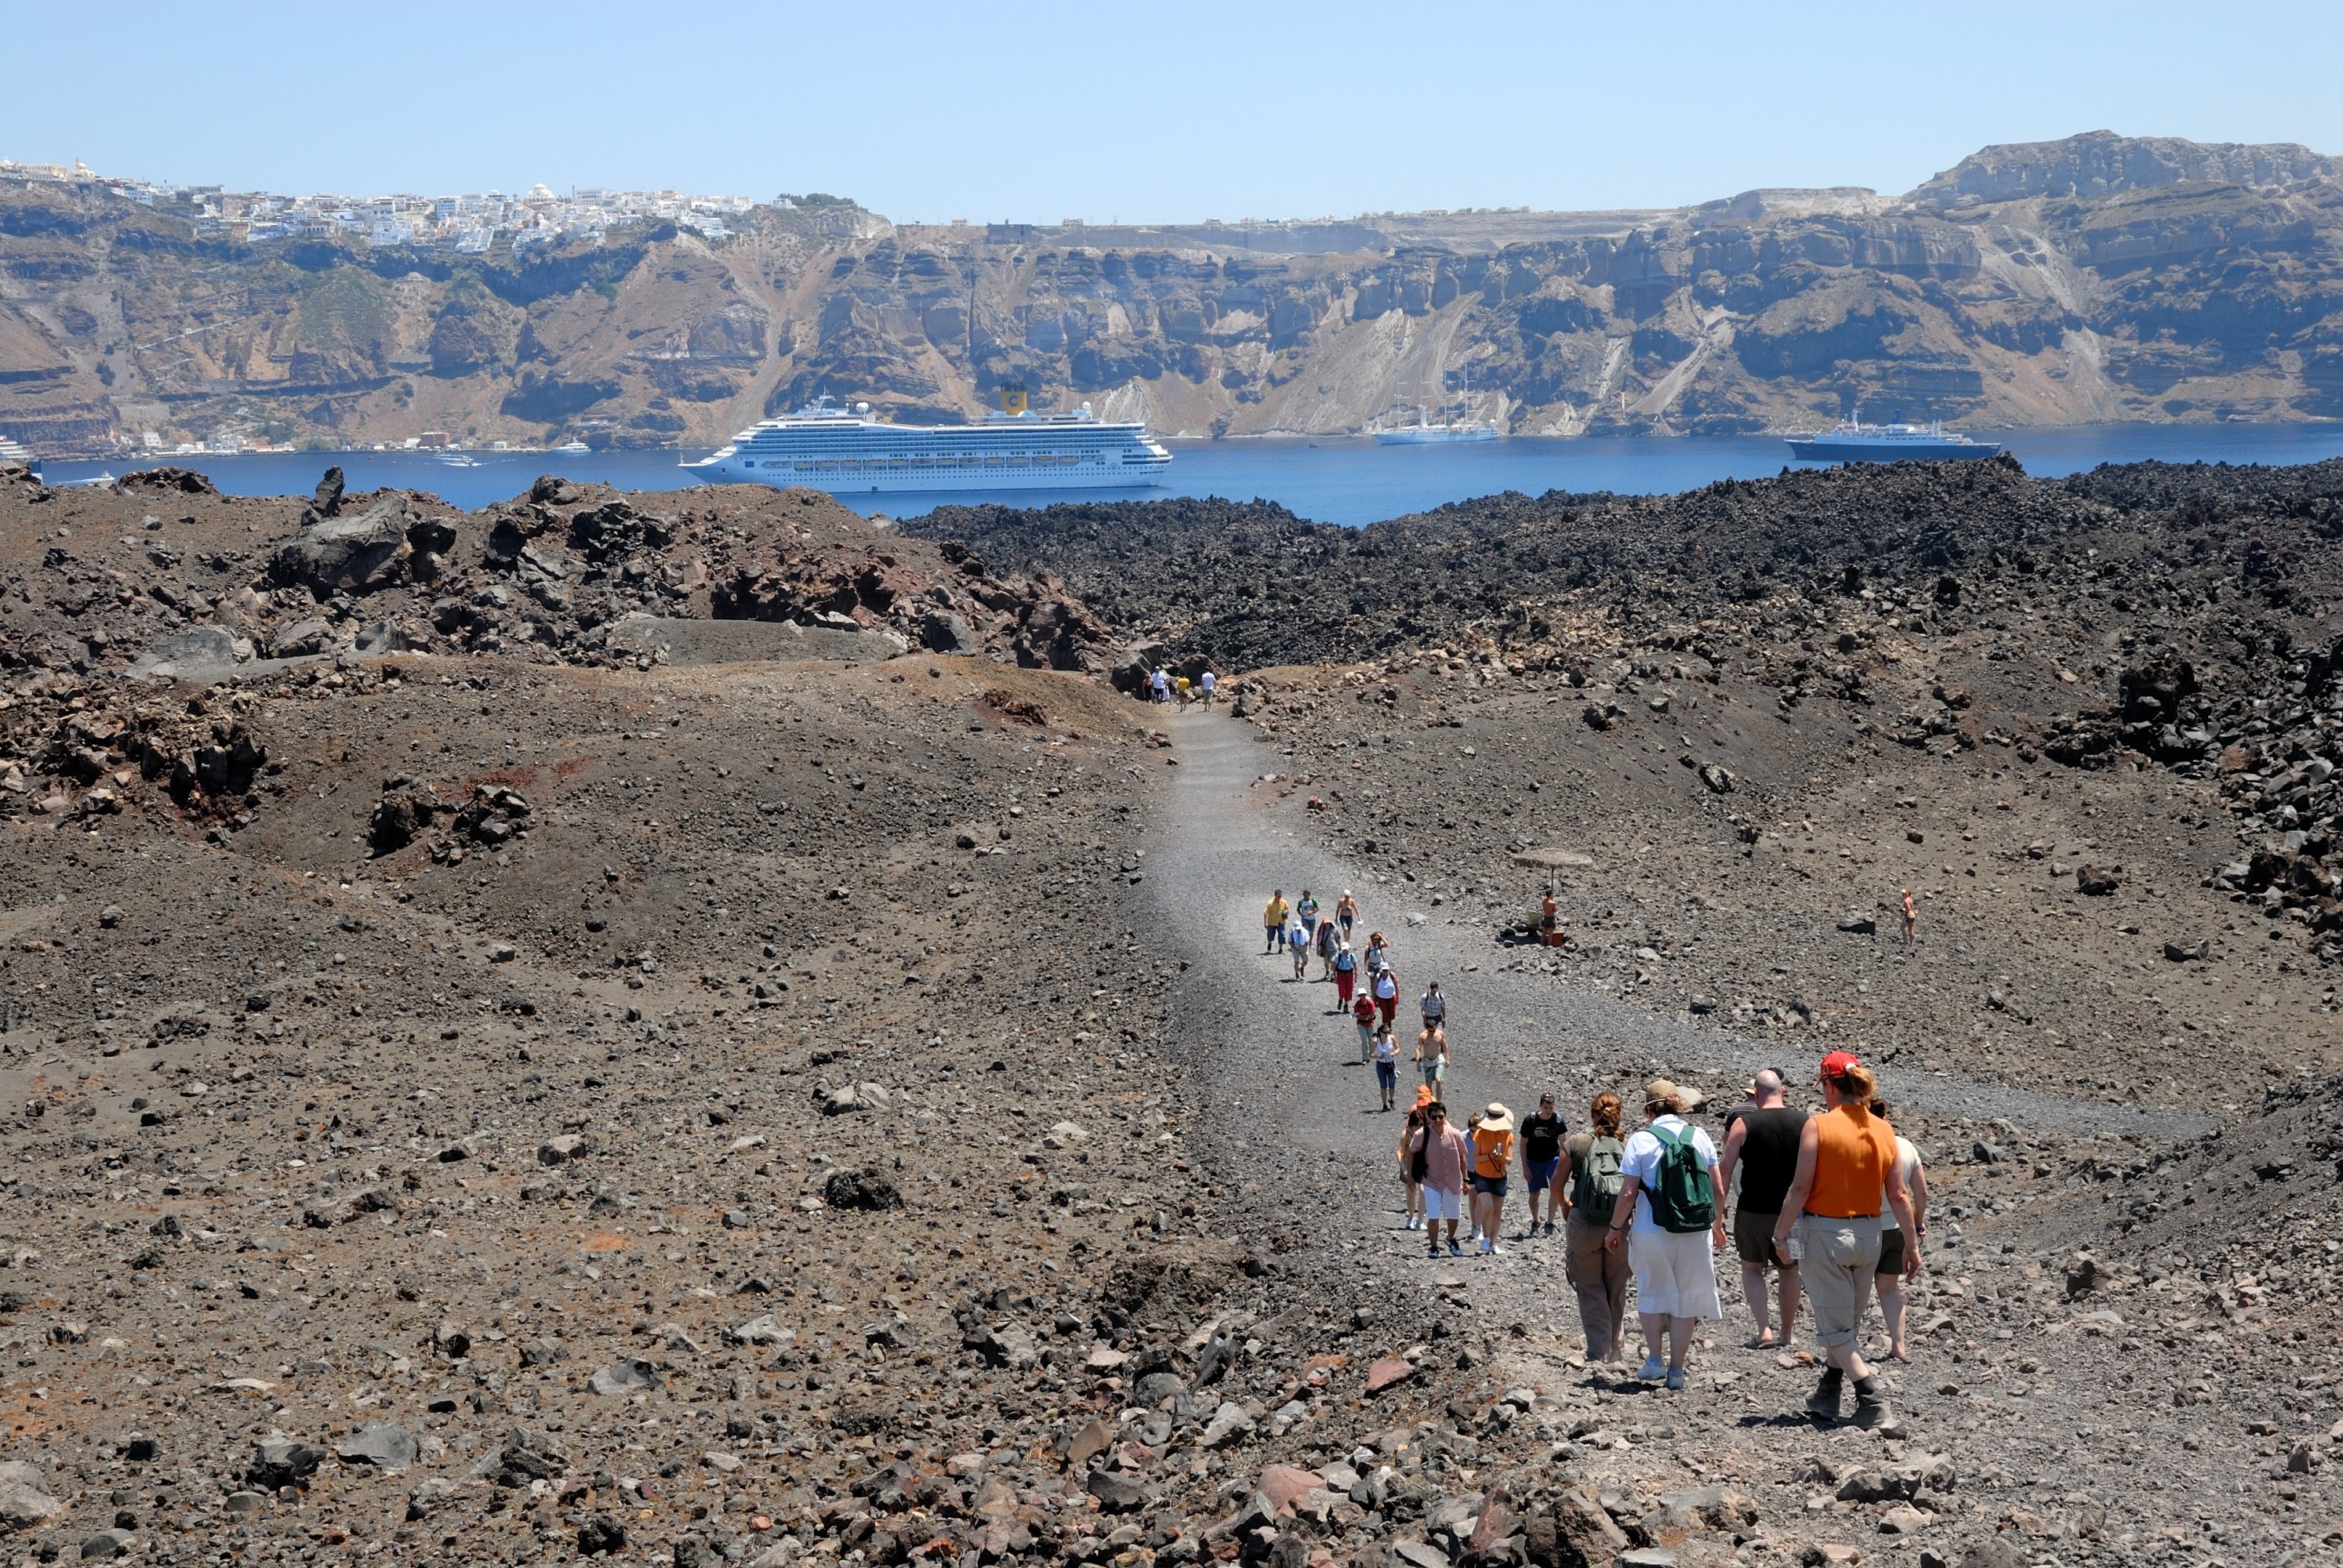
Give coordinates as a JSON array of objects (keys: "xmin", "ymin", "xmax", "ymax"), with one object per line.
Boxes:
[
  {"xmin": 1618, "ymin": 1115, "xmax": 1720, "ymax": 1236},
  {"xmin": 1881, "ymin": 1135, "xmax": 1920, "ymax": 1232},
  {"xmin": 1201, "ymin": 673, "xmax": 1215, "ymax": 692},
  {"xmin": 1374, "ymin": 971, "xmax": 1397, "ymax": 1000}
]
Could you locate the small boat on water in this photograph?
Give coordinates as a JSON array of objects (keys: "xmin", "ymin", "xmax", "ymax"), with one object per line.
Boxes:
[
  {"xmin": 554, "ymin": 439, "xmax": 592, "ymax": 455},
  {"xmin": 1785, "ymin": 410, "xmax": 2001, "ymax": 463}
]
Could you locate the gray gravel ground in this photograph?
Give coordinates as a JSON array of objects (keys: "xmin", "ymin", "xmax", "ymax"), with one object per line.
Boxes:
[{"xmin": 1139, "ymin": 702, "xmax": 2209, "ymax": 1339}]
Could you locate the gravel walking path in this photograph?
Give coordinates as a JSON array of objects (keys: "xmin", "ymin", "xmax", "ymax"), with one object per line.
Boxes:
[{"xmin": 1139, "ymin": 704, "xmax": 2207, "ymax": 1336}]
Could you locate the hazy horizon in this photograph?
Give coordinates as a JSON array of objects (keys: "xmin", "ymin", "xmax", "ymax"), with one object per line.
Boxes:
[{"xmin": 5, "ymin": 1, "xmax": 2340, "ymax": 225}]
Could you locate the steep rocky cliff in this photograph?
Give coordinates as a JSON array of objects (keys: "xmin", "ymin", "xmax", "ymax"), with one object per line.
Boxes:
[{"xmin": 4, "ymin": 131, "xmax": 2341, "ymax": 456}]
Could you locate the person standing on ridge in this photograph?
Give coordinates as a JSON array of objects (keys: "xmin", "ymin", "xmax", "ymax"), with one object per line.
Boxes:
[
  {"xmin": 1605, "ymin": 1079, "xmax": 1722, "ymax": 1390},
  {"xmin": 1406, "ymin": 1101, "xmax": 1472, "ymax": 1258},
  {"xmin": 1557, "ymin": 1091, "xmax": 1630, "ymax": 1363},
  {"xmin": 1900, "ymin": 887, "xmax": 1916, "ymax": 949},
  {"xmin": 1519, "ymin": 1093, "xmax": 1567, "ymax": 1236},
  {"xmin": 1769, "ymin": 1051, "xmax": 1920, "ymax": 1430},
  {"xmin": 1263, "ymin": 890, "xmax": 1289, "ymax": 954},
  {"xmin": 1712, "ymin": 1067, "xmax": 1806, "ymax": 1348}
]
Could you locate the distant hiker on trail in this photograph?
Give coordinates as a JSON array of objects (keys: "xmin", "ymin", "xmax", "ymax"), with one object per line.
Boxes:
[
  {"xmin": 1263, "ymin": 891, "xmax": 1289, "ymax": 953},
  {"xmin": 1540, "ymin": 889, "xmax": 1560, "ymax": 940},
  {"xmin": 1408, "ymin": 1100, "xmax": 1472, "ymax": 1258},
  {"xmin": 1335, "ymin": 889, "xmax": 1359, "ymax": 939},
  {"xmin": 1372, "ymin": 1024, "xmax": 1399, "ymax": 1110},
  {"xmin": 1713, "ymin": 1067, "xmax": 1807, "ymax": 1348},
  {"xmin": 1900, "ymin": 887, "xmax": 1916, "ymax": 949},
  {"xmin": 1419, "ymin": 980, "xmax": 1447, "ymax": 1035},
  {"xmin": 1315, "ymin": 915, "xmax": 1340, "ymax": 982},
  {"xmin": 1557, "ymin": 1091, "xmax": 1630, "ymax": 1363},
  {"xmin": 1333, "ymin": 938, "xmax": 1359, "ymax": 1009},
  {"xmin": 1606, "ymin": 1079, "xmax": 1722, "ymax": 1389},
  {"xmin": 1297, "ymin": 891, "xmax": 1320, "ymax": 942},
  {"xmin": 1288, "ymin": 913, "xmax": 1310, "ymax": 980},
  {"xmin": 1469, "ymin": 1102, "xmax": 1517, "ymax": 1255},
  {"xmin": 1413, "ymin": 1018, "xmax": 1447, "ymax": 1097},
  {"xmin": 1374, "ymin": 964, "xmax": 1400, "ymax": 1028},
  {"xmin": 1352, "ymin": 985, "xmax": 1379, "ymax": 1062},
  {"xmin": 1520, "ymin": 1094, "xmax": 1567, "ymax": 1236},
  {"xmin": 1769, "ymin": 1051, "xmax": 1920, "ymax": 1431},
  {"xmin": 1364, "ymin": 931, "xmax": 1390, "ymax": 976},
  {"xmin": 1199, "ymin": 669, "xmax": 1216, "ymax": 710},
  {"xmin": 1151, "ymin": 666, "xmax": 1171, "ymax": 704},
  {"xmin": 1399, "ymin": 1092, "xmax": 1434, "ymax": 1229},
  {"xmin": 1867, "ymin": 1098, "xmax": 1928, "ymax": 1362}
]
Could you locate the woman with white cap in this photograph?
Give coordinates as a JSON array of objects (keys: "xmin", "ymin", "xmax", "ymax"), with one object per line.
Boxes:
[{"xmin": 1604, "ymin": 1078, "xmax": 1721, "ymax": 1389}]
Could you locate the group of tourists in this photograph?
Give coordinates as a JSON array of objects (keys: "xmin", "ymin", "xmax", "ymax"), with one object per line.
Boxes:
[
  {"xmin": 1148, "ymin": 666, "xmax": 1217, "ymax": 708},
  {"xmin": 1255, "ymin": 887, "xmax": 1926, "ymax": 1421},
  {"xmin": 1264, "ymin": 888, "xmax": 1444, "ymax": 1116}
]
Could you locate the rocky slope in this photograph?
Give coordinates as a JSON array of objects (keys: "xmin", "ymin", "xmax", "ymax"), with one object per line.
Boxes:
[
  {"xmin": 5, "ymin": 132, "xmax": 2343, "ymax": 456},
  {"xmin": 3, "ymin": 456, "xmax": 2343, "ymax": 1568}
]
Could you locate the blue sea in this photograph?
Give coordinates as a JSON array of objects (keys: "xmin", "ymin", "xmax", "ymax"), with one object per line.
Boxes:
[{"xmin": 37, "ymin": 423, "xmax": 2343, "ymax": 528}]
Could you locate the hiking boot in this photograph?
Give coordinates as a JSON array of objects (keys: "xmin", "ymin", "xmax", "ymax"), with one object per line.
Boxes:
[
  {"xmin": 1805, "ymin": 1367, "xmax": 1844, "ymax": 1421},
  {"xmin": 1851, "ymin": 1374, "xmax": 1902, "ymax": 1433}
]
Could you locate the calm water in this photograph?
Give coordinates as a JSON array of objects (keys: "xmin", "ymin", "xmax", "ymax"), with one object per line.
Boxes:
[{"xmin": 38, "ymin": 423, "xmax": 2343, "ymax": 527}]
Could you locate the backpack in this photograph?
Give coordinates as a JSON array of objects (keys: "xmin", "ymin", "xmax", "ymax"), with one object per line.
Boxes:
[
  {"xmin": 1644, "ymin": 1123, "xmax": 1716, "ymax": 1234},
  {"xmin": 1571, "ymin": 1135, "xmax": 1625, "ymax": 1217}
]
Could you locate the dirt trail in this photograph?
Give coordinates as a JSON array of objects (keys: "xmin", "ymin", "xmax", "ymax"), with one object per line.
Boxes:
[{"xmin": 1139, "ymin": 702, "xmax": 2206, "ymax": 1326}]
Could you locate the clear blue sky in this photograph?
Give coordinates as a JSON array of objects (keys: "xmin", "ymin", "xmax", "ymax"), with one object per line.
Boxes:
[{"xmin": 7, "ymin": 1, "xmax": 2340, "ymax": 221}]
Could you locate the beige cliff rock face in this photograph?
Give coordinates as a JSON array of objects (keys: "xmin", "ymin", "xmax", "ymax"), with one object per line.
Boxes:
[{"xmin": 5, "ymin": 132, "xmax": 2343, "ymax": 459}]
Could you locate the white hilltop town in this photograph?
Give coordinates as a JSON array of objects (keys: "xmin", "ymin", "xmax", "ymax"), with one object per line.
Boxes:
[{"xmin": 0, "ymin": 156, "xmax": 778, "ymax": 251}]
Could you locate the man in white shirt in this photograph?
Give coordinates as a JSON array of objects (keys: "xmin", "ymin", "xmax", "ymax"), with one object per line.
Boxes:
[{"xmin": 1200, "ymin": 670, "xmax": 1217, "ymax": 710}]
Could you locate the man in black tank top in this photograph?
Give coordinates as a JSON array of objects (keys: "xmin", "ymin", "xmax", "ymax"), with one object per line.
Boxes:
[{"xmin": 1713, "ymin": 1069, "xmax": 1807, "ymax": 1348}]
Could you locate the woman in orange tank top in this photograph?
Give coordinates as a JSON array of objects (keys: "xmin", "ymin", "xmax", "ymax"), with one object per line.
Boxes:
[{"xmin": 1769, "ymin": 1051, "xmax": 1919, "ymax": 1432}]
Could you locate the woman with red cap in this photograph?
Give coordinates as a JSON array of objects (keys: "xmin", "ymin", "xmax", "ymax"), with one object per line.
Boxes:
[{"xmin": 1768, "ymin": 1050, "xmax": 1920, "ymax": 1431}]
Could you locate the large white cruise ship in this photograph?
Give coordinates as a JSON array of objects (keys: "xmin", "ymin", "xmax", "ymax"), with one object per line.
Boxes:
[{"xmin": 682, "ymin": 390, "xmax": 1171, "ymax": 493}]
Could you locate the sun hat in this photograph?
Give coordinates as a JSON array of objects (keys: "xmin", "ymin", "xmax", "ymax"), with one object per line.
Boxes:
[
  {"xmin": 1644, "ymin": 1077, "xmax": 1705, "ymax": 1113},
  {"xmin": 1480, "ymin": 1102, "xmax": 1516, "ymax": 1134}
]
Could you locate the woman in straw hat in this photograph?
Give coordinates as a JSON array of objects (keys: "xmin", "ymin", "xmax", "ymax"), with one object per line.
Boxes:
[{"xmin": 1469, "ymin": 1102, "xmax": 1517, "ymax": 1255}]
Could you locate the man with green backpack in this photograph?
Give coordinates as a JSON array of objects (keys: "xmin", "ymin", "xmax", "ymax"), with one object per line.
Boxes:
[{"xmin": 1603, "ymin": 1079, "xmax": 1723, "ymax": 1389}]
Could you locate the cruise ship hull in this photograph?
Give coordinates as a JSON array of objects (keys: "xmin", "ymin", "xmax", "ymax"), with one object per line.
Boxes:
[
  {"xmin": 683, "ymin": 452, "xmax": 1168, "ymax": 493},
  {"xmin": 1785, "ymin": 437, "xmax": 2002, "ymax": 463},
  {"xmin": 684, "ymin": 398, "xmax": 1172, "ymax": 494}
]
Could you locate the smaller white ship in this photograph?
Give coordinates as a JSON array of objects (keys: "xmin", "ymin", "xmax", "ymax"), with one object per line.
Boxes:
[
  {"xmin": 1373, "ymin": 398, "xmax": 1500, "ymax": 445},
  {"xmin": 553, "ymin": 438, "xmax": 592, "ymax": 455}
]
